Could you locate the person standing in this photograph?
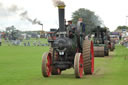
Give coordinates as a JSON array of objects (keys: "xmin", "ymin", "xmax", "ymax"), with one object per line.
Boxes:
[
  {"xmin": 76, "ymin": 18, "xmax": 86, "ymax": 49},
  {"xmin": 66, "ymin": 20, "xmax": 75, "ymax": 37},
  {"xmin": 76, "ymin": 18, "xmax": 86, "ymax": 36}
]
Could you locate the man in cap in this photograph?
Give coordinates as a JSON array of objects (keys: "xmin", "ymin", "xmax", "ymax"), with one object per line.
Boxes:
[
  {"xmin": 76, "ymin": 18, "xmax": 86, "ymax": 36},
  {"xmin": 76, "ymin": 18, "xmax": 86, "ymax": 49},
  {"xmin": 66, "ymin": 20, "xmax": 76, "ymax": 38}
]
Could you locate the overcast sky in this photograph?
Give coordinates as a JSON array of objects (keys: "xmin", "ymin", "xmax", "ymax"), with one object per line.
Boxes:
[{"xmin": 0, "ymin": 0, "xmax": 128, "ymax": 31}]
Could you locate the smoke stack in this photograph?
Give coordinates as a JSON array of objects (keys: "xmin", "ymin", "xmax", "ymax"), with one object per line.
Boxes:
[{"xmin": 58, "ymin": 5, "xmax": 65, "ymax": 32}]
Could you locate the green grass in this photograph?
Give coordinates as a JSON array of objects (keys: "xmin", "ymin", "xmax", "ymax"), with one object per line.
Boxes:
[{"xmin": 0, "ymin": 44, "xmax": 128, "ymax": 85}]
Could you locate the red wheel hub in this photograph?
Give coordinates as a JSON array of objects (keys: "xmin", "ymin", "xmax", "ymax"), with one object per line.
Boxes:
[
  {"xmin": 46, "ymin": 54, "xmax": 52, "ymax": 76},
  {"xmin": 79, "ymin": 54, "xmax": 84, "ymax": 77}
]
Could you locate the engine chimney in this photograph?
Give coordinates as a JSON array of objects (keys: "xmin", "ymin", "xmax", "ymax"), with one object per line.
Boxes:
[{"xmin": 58, "ymin": 5, "xmax": 65, "ymax": 32}]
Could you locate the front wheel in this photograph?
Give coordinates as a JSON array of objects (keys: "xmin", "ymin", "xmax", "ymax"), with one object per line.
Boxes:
[
  {"xmin": 42, "ymin": 52, "xmax": 52, "ymax": 77},
  {"xmin": 74, "ymin": 53, "xmax": 84, "ymax": 78}
]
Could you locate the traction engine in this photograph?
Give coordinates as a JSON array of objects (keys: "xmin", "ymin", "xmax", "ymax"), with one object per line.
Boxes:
[{"xmin": 41, "ymin": 5, "xmax": 94, "ymax": 78}]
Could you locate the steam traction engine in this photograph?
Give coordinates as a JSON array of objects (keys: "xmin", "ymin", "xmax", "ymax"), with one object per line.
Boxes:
[
  {"xmin": 93, "ymin": 26, "xmax": 110, "ymax": 57},
  {"xmin": 41, "ymin": 5, "xmax": 94, "ymax": 78}
]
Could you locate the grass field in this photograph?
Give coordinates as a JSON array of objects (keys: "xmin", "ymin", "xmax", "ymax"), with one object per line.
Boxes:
[{"xmin": 0, "ymin": 43, "xmax": 128, "ymax": 85}]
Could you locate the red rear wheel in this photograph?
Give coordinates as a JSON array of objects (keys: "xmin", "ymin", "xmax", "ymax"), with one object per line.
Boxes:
[
  {"xmin": 42, "ymin": 52, "xmax": 52, "ymax": 77},
  {"xmin": 83, "ymin": 40, "xmax": 94, "ymax": 75},
  {"xmin": 91, "ymin": 41, "xmax": 94, "ymax": 73},
  {"xmin": 74, "ymin": 53, "xmax": 83, "ymax": 78}
]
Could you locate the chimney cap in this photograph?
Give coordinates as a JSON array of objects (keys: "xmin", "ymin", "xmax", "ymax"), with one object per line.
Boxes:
[{"xmin": 58, "ymin": 5, "xmax": 65, "ymax": 9}]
